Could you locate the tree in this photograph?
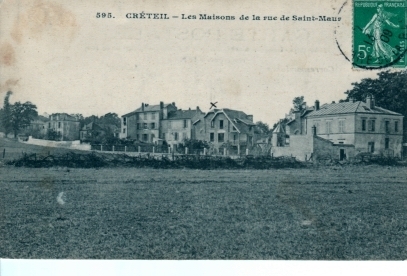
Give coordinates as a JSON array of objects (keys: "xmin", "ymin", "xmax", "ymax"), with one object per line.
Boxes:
[
  {"xmin": 255, "ymin": 121, "xmax": 271, "ymax": 135},
  {"xmin": 1, "ymin": 91, "xmax": 13, "ymax": 136},
  {"xmin": 10, "ymin": 101, "xmax": 38, "ymax": 138},
  {"xmin": 344, "ymin": 70, "xmax": 407, "ymax": 141},
  {"xmin": 292, "ymin": 96, "xmax": 305, "ymax": 112},
  {"xmin": 99, "ymin": 112, "xmax": 121, "ymax": 127}
]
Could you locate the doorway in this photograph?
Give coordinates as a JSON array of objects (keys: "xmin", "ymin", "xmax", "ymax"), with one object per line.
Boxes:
[{"xmin": 339, "ymin": 149, "xmax": 346, "ymax": 161}]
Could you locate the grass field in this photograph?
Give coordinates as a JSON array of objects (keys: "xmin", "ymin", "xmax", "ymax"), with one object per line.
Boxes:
[{"xmin": 1, "ymin": 165, "xmax": 407, "ymax": 259}]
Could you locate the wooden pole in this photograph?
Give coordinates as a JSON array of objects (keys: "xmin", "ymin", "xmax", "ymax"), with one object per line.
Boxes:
[{"xmin": 2, "ymin": 148, "xmax": 5, "ymax": 159}]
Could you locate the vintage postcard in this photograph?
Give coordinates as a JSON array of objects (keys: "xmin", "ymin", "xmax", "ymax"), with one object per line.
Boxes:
[{"xmin": 0, "ymin": 0, "xmax": 407, "ymax": 273}]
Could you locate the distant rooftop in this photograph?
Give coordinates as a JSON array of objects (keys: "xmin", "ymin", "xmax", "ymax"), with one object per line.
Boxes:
[{"xmin": 307, "ymin": 101, "xmax": 402, "ymax": 117}]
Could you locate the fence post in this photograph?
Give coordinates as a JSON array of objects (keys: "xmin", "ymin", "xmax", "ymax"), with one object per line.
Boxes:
[
  {"xmin": 246, "ymin": 148, "xmax": 249, "ymax": 156},
  {"xmin": 2, "ymin": 148, "xmax": 5, "ymax": 159},
  {"xmin": 224, "ymin": 148, "xmax": 226, "ymax": 156},
  {"xmin": 237, "ymin": 144, "xmax": 240, "ymax": 155},
  {"xmin": 204, "ymin": 148, "xmax": 207, "ymax": 155},
  {"xmin": 125, "ymin": 146, "xmax": 127, "ymax": 153},
  {"xmin": 153, "ymin": 146, "xmax": 155, "ymax": 154},
  {"xmin": 138, "ymin": 146, "xmax": 141, "ymax": 153},
  {"xmin": 168, "ymin": 146, "xmax": 171, "ymax": 154},
  {"xmin": 185, "ymin": 147, "xmax": 188, "ymax": 155},
  {"xmin": 101, "ymin": 145, "xmax": 103, "ymax": 151},
  {"xmin": 112, "ymin": 146, "xmax": 115, "ymax": 152}
]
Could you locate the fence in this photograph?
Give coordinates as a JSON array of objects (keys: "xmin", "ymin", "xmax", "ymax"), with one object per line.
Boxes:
[{"xmin": 90, "ymin": 144, "xmax": 257, "ymax": 157}]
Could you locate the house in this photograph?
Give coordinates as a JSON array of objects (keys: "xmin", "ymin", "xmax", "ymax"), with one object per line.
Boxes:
[
  {"xmin": 25, "ymin": 115, "xmax": 48, "ymax": 138},
  {"xmin": 161, "ymin": 107, "xmax": 204, "ymax": 147},
  {"xmin": 80, "ymin": 122, "xmax": 119, "ymax": 143},
  {"xmin": 120, "ymin": 102, "xmax": 177, "ymax": 142},
  {"xmin": 48, "ymin": 113, "xmax": 80, "ymax": 141},
  {"xmin": 194, "ymin": 108, "xmax": 255, "ymax": 154},
  {"xmin": 272, "ymin": 96, "xmax": 404, "ymax": 160}
]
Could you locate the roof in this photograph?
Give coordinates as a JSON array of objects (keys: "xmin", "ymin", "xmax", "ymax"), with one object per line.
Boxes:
[
  {"xmin": 307, "ymin": 101, "xmax": 402, "ymax": 117},
  {"xmin": 272, "ymin": 123, "xmax": 285, "ymax": 134},
  {"xmin": 50, "ymin": 113, "xmax": 79, "ymax": 121},
  {"xmin": 166, "ymin": 109, "xmax": 203, "ymax": 120},
  {"xmin": 122, "ymin": 103, "xmax": 174, "ymax": 117},
  {"xmin": 205, "ymin": 108, "xmax": 255, "ymax": 134}
]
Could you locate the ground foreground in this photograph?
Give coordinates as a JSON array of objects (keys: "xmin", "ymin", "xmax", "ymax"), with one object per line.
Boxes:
[{"xmin": 1, "ymin": 166, "xmax": 407, "ymax": 259}]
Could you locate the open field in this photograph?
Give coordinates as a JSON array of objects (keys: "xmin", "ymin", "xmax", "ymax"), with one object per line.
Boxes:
[{"xmin": 1, "ymin": 166, "xmax": 407, "ymax": 259}]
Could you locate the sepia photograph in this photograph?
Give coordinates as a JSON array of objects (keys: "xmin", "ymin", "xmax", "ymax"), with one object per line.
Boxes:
[{"xmin": 0, "ymin": 0, "xmax": 407, "ymax": 274}]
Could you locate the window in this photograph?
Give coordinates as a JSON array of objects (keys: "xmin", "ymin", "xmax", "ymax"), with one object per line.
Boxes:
[
  {"xmin": 151, "ymin": 112, "xmax": 156, "ymax": 120},
  {"xmin": 137, "ymin": 123, "xmax": 140, "ymax": 130},
  {"xmin": 182, "ymin": 132, "xmax": 187, "ymax": 140},
  {"xmin": 183, "ymin": 120, "xmax": 187, "ymax": 128},
  {"xmin": 218, "ymin": 133, "xmax": 224, "ymax": 142},
  {"xmin": 233, "ymin": 134, "xmax": 237, "ymax": 142},
  {"xmin": 210, "ymin": 132, "xmax": 214, "ymax": 142},
  {"xmin": 174, "ymin": 132, "xmax": 179, "ymax": 141},
  {"xmin": 151, "ymin": 134, "xmax": 155, "ymax": 142},
  {"xmin": 58, "ymin": 122, "xmax": 61, "ymax": 129},
  {"xmin": 385, "ymin": 138, "xmax": 389, "ymax": 149},
  {"xmin": 143, "ymin": 113, "xmax": 147, "ymax": 120},
  {"xmin": 219, "ymin": 120, "xmax": 224, "ymax": 129},
  {"xmin": 123, "ymin": 128, "xmax": 126, "ymax": 133},
  {"xmin": 211, "ymin": 120, "xmax": 214, "ymax": 128},
  {"xmin": 143, "ymin": 134, "xmax": 148, "ymax": 141},
  {"xmin": 168, "ymin": 121, "xmax": 172, "ymax": 129},
  {"xmin": 136, "ymin": 134, "xmax": 140, "ymax": 141},
  {"xmin": 161, "ymin": 133, "xmax": 165, "ymax": 140},
  {"xmin": 338, "ymin": 120, "xmax": 344, "ymax": 133},
  {"xmin": 325, "ymin": 121, "xmax": 331, "ymax": 134},
  {"xmin": 385, "ymin": 121, "xmax": 390, "ymax": 133},
  {"xmin": 368, "ymin": 142, "xmax": 375, "ymax": 153},
  {"xmin": 143, "ymin": 123, "xmax": 148, "ymax": 129},
  {"xmin": 232, "ymin": 126, "xmax": 236, "ymax": 131},
  {"xmin": 123, "ymin": 117, "xmax": 127, "ymax": 126},
  {"xmin": 136, "ymin": 114, "xmax": 139, "ymax": 120},
  {"xmin": 362, "ymin": 119, "xmax": 366, "ymax": 131},
  {"xmin": 368, "ymin": 119, "xmax": 376, "ymax": 132},
  {"xmin": 151, "ymin": 123, "xmax": 156, "ymax": 129},
  {"xmin": 395, "ymin": 121, "xmax": 399, "ymax": 132},
  {"xmin": 48, "ymin": 122, "xmax": 51, "ymax": 128}
]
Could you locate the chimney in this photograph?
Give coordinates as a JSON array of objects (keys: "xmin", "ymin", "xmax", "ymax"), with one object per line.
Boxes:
[
  {"xmin": 141, "ymin": 103, "xmax": 145, "ymax": 111},
  {"xmin": 196, "ymin": 106, "xmax": 200, "ymax": 111},
  {"xmin": 315, "ymin": 100, "xmax": 320, "ymax": 110},
  {"xmin": 172, "ymin": 102, "xmax": 175, "ymax": 106},
  {"xmin": 371, "ymin": 95, "xmax": 375, "ymax": 108},
  {"xmin": 247, "ymin": 115, "xmax": 253, "ymax": 122},
  {"xmin": 366, "ymin": 95, "xmax": 372, "ymax": 108},
  {"xmin": 332, "ymin": 101, "xmax": 336, "ymax": 104},
  {"xmin": 160, "ymin": 101, "xmax": 164, "ymax": 109},
  {"xmin": 349, "ymin": 97, "xmax": 354, "ymax": 103}
]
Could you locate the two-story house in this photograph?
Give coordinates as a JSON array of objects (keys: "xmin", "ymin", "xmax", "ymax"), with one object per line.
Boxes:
[
  {"xmin": 194, "ymin": 108, "xmax": 255, "ymax": 153},
  {"xmin": 273, "ymin": 96, "xmax": 404, "ymax": 160},
  {"xmin": 48, "ymin": 113, "xmax": 80, "ymax": 141},
  {"xmin": 306, "ymin": 96, "xmax": 403, "ymax": 157},
  {"xmin": 120, "ymin": 102, "xmax": 178, "ymax": 142},
  {"xmin": 161, "ymin": 107, "xmax": 204, "ymax": 147}
]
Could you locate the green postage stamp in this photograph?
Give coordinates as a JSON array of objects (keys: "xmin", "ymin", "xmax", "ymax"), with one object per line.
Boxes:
[{"xmin": 353, "ymin": 0, "xmax": 407, "ymax": 68}]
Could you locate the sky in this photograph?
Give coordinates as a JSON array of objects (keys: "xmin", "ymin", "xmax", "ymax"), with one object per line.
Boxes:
[{"xmin": 0, "ymin": 0, "xmax": 383, "ymax": 127}]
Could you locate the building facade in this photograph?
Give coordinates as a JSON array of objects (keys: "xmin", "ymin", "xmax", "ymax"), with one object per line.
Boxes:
[
  {"xmin": 273, "ymin": 96, "xmax": 404, "ymax": 160},
  {"xmin": 48, "ymin": 113, "xmax": 81, "ymax": 141},
  {"xmin": 120, "ymin": 102, "xmax": 177, "ymax": 142},
  {"xmin": 161, "ymin": 108, "xmax": 204, "ymax": 147},
  {"xmin": 194, "ymin": 108, "xmax": 255, "ymax": 153}
]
